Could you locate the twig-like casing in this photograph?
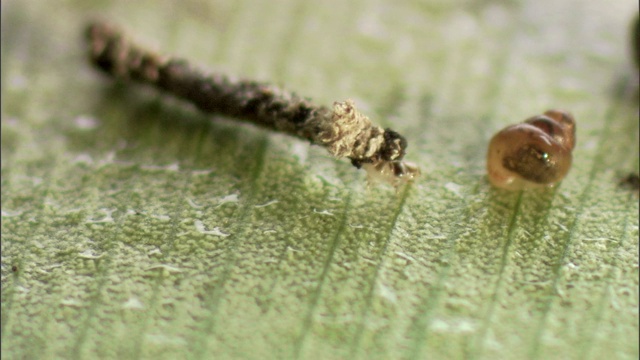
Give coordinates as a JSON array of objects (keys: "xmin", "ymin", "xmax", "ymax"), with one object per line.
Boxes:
[{"xmin": 85, "ymin": 21, "xmax": 419, "ymax": 185}]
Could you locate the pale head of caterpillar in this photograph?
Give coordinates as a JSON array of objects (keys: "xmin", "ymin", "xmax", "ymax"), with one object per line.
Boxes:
[
  {"xmin": 487, "ymin": 109, "xmax": 576, "ymax": 191},
  {"xmin": 362, "ymin": 160, "xmax": 421, "ymax": 188}
]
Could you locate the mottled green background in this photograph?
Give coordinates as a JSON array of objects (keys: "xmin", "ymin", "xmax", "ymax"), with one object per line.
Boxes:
[{"xmin": 2, "ymin": 0, "xmax": 638, "ymax": 359}]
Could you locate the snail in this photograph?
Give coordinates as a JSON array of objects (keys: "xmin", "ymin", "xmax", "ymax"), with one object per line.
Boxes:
[{"xmin": 487, "ymin": 110, "xmax": 576, "ymax": 190}]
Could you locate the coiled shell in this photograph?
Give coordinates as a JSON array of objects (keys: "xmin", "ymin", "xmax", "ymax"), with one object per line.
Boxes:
[{"xmin": 487, "ymin": 110, "xmax": 576, "ymax": 190}]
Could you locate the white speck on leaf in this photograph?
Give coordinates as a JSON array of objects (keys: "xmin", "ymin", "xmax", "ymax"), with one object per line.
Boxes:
[
  {"xmin": 122, "ymin": 297, "xmax": 145, "ymax": 310},
  {"xmin": 191, "ymin": 169, "xmax": 213, "ymax": 176},
  {"xmin": 424, "ymin": 235, "xmax": 447, "ymax": 240},
  {"xmin": 146, "ymin": 264, "xmax": 183, "ymax": 273},
  {"xmin": 554, "ymin": 221, "xmax": 569, "ymax": 232},
  {"xmin": 377, "ymin": 282, "xmax": 398, "ymax": 304},
  {"xmin": 583, "ymin": 237, "xmax": 617, "ymax": 242},
  {"xmin": 141, "ymin": 163, "xmax": 180, "ymax": 171},
  {"xmin": 216, "ymin": 193, "xmax": 239, "ymax": 207},
  {"xmin": 95, "ymin": 151, "xmax": 117, "ymax": 166},
  {"xmin": 1, "ymin": 210, "xmax": 24, "ymax": 217},
  {"xmin": 86, "ymin": 208, "xmax": 115, "ymax": 223},
  {"xmin": 186, "ymin": 197, "xmax": 204, "ymax": 208},
  {"xmin": 430, "ymin": 317, "xmax": 478, "ymax": 334},
  {"xmin": 74, "ymin": 115, "xmax": 100, "ymax": 130},
  {"xmin": 60, "ymin": 298, "xmax": 84, "ymax": 307},
  {"xmin": 72, "ymin": 153, "xmax": 94, "ymax": 165},
  {"xmin": 78, "ymin": 249, "xmax": 104, "ymax": 259},
  {"xmin": 395, "ymin": 251, "xmax": 416, "ymax": 263},
  {"xmin": 15, "ymin": 286, "xmax": 30, "ymax": 294},
  {"xmin": 255, "ymin": 200, "xmax": 279, "ymax": 208},
  {"xmin": 194, "ymin": 220, "xmax": 229, "ymax": 237},
  {"xmin": 313, "ymin": 209, "xmax": 334, "ymax": 216},
  {"xmin": 444, "ymin": 182, "xmax": 464, "ymax": 197},
  {"xmin": 151, "ymin": 214, "xmax": 171, "ymax": 221}
]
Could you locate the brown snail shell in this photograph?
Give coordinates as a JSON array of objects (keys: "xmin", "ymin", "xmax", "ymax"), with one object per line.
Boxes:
[{"xmin": 487, "ymin": 110, "xmax": 576, "ymax": 190}]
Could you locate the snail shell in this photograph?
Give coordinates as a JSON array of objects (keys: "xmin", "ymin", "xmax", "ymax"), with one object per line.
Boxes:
[{"xmin": 487, "ymin": 110, "xmax": 576, "ymax": 190}]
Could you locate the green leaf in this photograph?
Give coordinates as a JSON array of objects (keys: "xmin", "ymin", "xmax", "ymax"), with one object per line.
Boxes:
[{"xmin": 2, "ymin": 1, "xmax": 638, "ymax": 359}]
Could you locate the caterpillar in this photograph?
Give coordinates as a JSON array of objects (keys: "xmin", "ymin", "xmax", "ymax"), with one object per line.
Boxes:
[{"xmin": 85, "ymin": 21, "xmax": 419, "ymax": 186}]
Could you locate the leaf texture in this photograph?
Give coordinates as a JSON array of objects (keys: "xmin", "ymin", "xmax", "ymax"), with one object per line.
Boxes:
[{"xmin": 1, "ymin": 0, "xmax": 638, "ymax": 359}]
